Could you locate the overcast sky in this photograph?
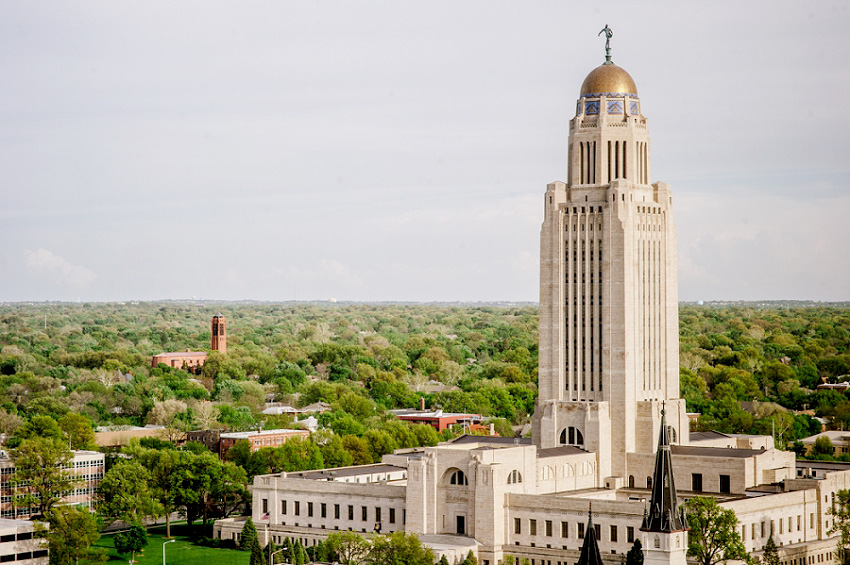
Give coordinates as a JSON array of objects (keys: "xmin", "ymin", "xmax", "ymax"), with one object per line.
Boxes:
[{"xmin": 1, "ymin": 1, "xmax": 849, "ymax": 303}]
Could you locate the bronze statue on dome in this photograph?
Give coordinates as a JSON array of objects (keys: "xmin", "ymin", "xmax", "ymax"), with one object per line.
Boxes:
[{"xmin": 598, "ymin": 24, "xmax": 613, "ymax": 63}]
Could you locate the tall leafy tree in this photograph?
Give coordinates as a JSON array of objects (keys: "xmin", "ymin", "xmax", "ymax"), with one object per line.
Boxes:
[
  {"xmin": 43, "ymin": 506, "xmax": 105, "ymax": 565},
  {"xmin": 58, "ymin": 413, "xmax": 97, "ymax": 451},
  {"xmin": 685, "ymin": 496, "xmax": 749, "ymax": 565},
  {"xmin": 11, "ymin": 437, "xmax": 78, "ymax": 516},
  {"xmin": 98, "ymin": 460, "xmax": 162, "ymax": 526},
  {"xmin": 132, "ymin": 447, "xmax": 191, "ymax": 538}
]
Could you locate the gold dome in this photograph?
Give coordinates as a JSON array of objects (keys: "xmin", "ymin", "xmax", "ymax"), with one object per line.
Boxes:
[{"xmin": 580, "ymin": 63, "xmax": 638, "ymax": 97}]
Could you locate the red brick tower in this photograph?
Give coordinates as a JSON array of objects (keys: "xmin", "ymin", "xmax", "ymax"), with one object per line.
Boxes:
[{"xmin": 211, "ymin": 313, "xmax": 227, "ymax": 355}]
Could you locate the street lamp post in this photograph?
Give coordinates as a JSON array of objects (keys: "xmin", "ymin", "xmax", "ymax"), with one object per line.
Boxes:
[
  {"xmin": 269, "ymin": 547, "xmax": 286, "ymax": 565},
  {"xmin": 162, "ymin": 539, "xmax": 176, "ymax": 565}
]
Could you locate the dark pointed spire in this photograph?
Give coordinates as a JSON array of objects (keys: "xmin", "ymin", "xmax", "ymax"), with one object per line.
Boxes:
[
  {"xmin": 640, "ymin": 405, "xmax": 688, "ymax": 533},
  {"xmin": 576, "ymin": 504, "xmax": 604, "ymax": 565}
]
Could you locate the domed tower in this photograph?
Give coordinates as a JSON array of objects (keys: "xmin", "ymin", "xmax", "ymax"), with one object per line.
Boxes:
[
  {"xmin": 211, "ymin": 313, "xmax": 227, "ymax": 355},
  {"xmin": 533, "ymin": 35, "xmax": 687, "ymax": 484}
]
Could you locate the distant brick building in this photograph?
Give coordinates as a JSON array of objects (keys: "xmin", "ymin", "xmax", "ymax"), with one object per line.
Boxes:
[
  {"xmin": 151, "ymin": 349, "xmax": 207, "ymax": 371},
  {"xmin": 151, "ymin": 313, "xmax": 228, "ymax": 370},
  {"xmin": 211, "ymin": 313, "xmax": 227, "ymax": 355},
  {"xmin": 218, "ymin": 429, "xmax": 310, "ymax": 459},
  {"xmin": 391, "ymin": 409, "xmax": 483, "ymax": 432},
  {"xmin": 186, "ymin": 429, "xmax": 223, "ymax": 454}
]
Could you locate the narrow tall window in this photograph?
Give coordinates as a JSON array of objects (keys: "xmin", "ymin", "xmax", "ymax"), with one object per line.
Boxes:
[
  {"xmin": 623, "ymin": 141, "xmax": 627, "ymax": 179},
  {"xmin": 614, "ymin": 141, "xmax": 619, "ymax": 179},
  {"xmin": 580, "ymin": 142, "xmax": 586, "ymax": 184}
]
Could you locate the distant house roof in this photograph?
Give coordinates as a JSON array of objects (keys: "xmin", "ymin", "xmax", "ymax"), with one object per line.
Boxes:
[
  {"xmin": 301, "ymin": 402, "xmax": 331, "ymax": 413},
  {"xmin": 800, "ymin": 430, "xmax": 850, "ymax": 445},
  {"xmin": 392, "ymin": 409, "xmax": 481, "ymax": 420},
  {"xmin": 220, "ymin": 428, "xmax": 308, "ymax": 440}
]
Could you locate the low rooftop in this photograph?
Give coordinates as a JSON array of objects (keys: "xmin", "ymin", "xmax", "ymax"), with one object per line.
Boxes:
[
  {"xmin": 287, "ymin": 464, "xmax": 406, "ymax": 480},
  {"xmin": 221, "ymin": 428, "xmax": 307, "ymax": 440}
]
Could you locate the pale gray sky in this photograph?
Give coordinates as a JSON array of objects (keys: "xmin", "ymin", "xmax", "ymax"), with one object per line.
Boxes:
[{"xmin": 1, "ymin": 1, "xmax": 849, "ymax": 302}]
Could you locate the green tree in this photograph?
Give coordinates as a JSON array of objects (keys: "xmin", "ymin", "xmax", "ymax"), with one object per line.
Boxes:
[
  {"xmin": 132, "ymin": 447, "xmax": 191, "ymax": 538},
  {"xmin": 11, "ymin": 437, "xmax": 78, "ymax": 516},
  {"xmin": 113, "ymin": 525, "xmax": 148, "ymax": 564},
  {"xmin": 625, "ymin": 539, "xmax": 643, "ymax": 565},
  {"xmin": 460, "ymin": 550, "xmax": 478, "ymax": 565},
  {"xmin": 812, "ymin": 436, "xmax": 835, "ymax": 459},
  {"xmin": 437, "ymin": 556, "xmax": 450, "ymax": 565},
  {"xmin": 249, "ymin": 538, "xmax": 267, "ymax": 565},
  {"xmin": 828, "ymin": 490, "xmax": 850, "ymax": 565},
  {"xmin": 43, "ymin": 506, "xmax": 105, "ymax": 565},
  {"xmin": 58, "ymin": 413, "xmax": 96, "ymax": 450},
  {"xmin": 8, "ymin": 414, "xmax": 64, "ymax": 447},
  {"xmin": 366, "ymin": 531, "xmax": 434, "ymax": 565},
  {"xmin": 762, "ymin": 536, "xmax": 780, "ymax": 565},
  {"xmin": 325, "ymin": 531, "xmax": 370, "ymax": 565},
  {"xmin": 240, "ymin": 517, "xmax": 259, "ymax": 550},
  {"xmin": 98, "ymin": 461, "xmax": 162, "ymax": 526},
  {"xmin": 685, "ymin": 496, "xmax": 749, "ymax": 565}
]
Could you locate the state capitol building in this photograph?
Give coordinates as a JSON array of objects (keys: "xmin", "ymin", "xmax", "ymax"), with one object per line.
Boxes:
[{"xmin": 215, "ymin": 40, "xmax": 850, "ymax": 565}]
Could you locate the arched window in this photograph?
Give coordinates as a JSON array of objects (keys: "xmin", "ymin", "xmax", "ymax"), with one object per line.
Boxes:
[
  {"xmin": 667, "ymin": 425, "xmax": 677, "ymax": 444},
  {"xmin": 628, "ymin": 475, "xmax": 635, "ymax": 488},
  {"xmin": 447, "ymin": 469, "xmax": 468, "ymax": 486},
  {"xmin": 654, "ymin": 535, "xmax": 660, "ymax": 549},
  {"xmin": 541, "ymin": 466, "xmax": 554, "ymax": 481},
  {"xmin": 647, "ymin": 477, "xmax": 653, "ymax": 489},
  {"xmin": 507, "ymin": 470, "xmax": 523, "ymax": 485},
  {"xmin": 559, "ymin": 427, "xmax": 585, "ymax": 447}
]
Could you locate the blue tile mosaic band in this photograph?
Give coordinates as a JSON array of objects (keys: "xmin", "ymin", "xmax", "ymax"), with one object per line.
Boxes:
[
  {"xmin": 607, "ymin": 101, "xmax": 623, "ymax": 114},
  {"xmin": 585, "ymin": 101, "xmax": 599, "ymax": 115},
  {"xmin": 629, "ymin": 101, "xmax": 639, "ymax": 114}
]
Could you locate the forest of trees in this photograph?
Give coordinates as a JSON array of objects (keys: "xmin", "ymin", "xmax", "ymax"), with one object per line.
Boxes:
[
  {"xmin": 0, "ymin": 301, "xmax": 848, "ymax": 466},
  {"xmin": 1, "ymin": 300, "xmax": 849, "ymax": 563}
]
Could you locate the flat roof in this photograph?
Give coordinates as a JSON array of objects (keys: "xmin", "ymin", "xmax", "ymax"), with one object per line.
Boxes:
[
  {"xmin": 221, "ymin": 428, "xmax": 307, "ymax": 439},
  {"xmin": 288, "ymin": 464, "xmax": 406, "ymax": 480},
  {"xmin": 393, "ymin": 409, "xmax": 481, "ymax": 419},
  {"xmin": 539, "ymin": 445, "xmax": 589, "ymax": 458},
  {"xmin": 449, "ymin": 435, "xmax": 531, "ymax": 446},
  {"xmin": 796, "ymin": 460, "xmax": 850, "ymax": 471},
  {"xmin": 153, "ymin": 351, "xmax": 207, "ymax": 357},
  {"xmin": 0, "ymin": 518, "xmax": 37, "ymax": 528},
  {"xmin": 689, "ymin": 431, "xmax": 730, "ymax": 441},
  {"xmin": 672, "ymin": 445, "xmax": 766, "ymax": 458}
]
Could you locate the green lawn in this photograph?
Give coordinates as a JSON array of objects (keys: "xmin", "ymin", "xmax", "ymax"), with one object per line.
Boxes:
[{"xmin": 96, "ymin": 524, "xmax": 248, "ymax": 565}]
